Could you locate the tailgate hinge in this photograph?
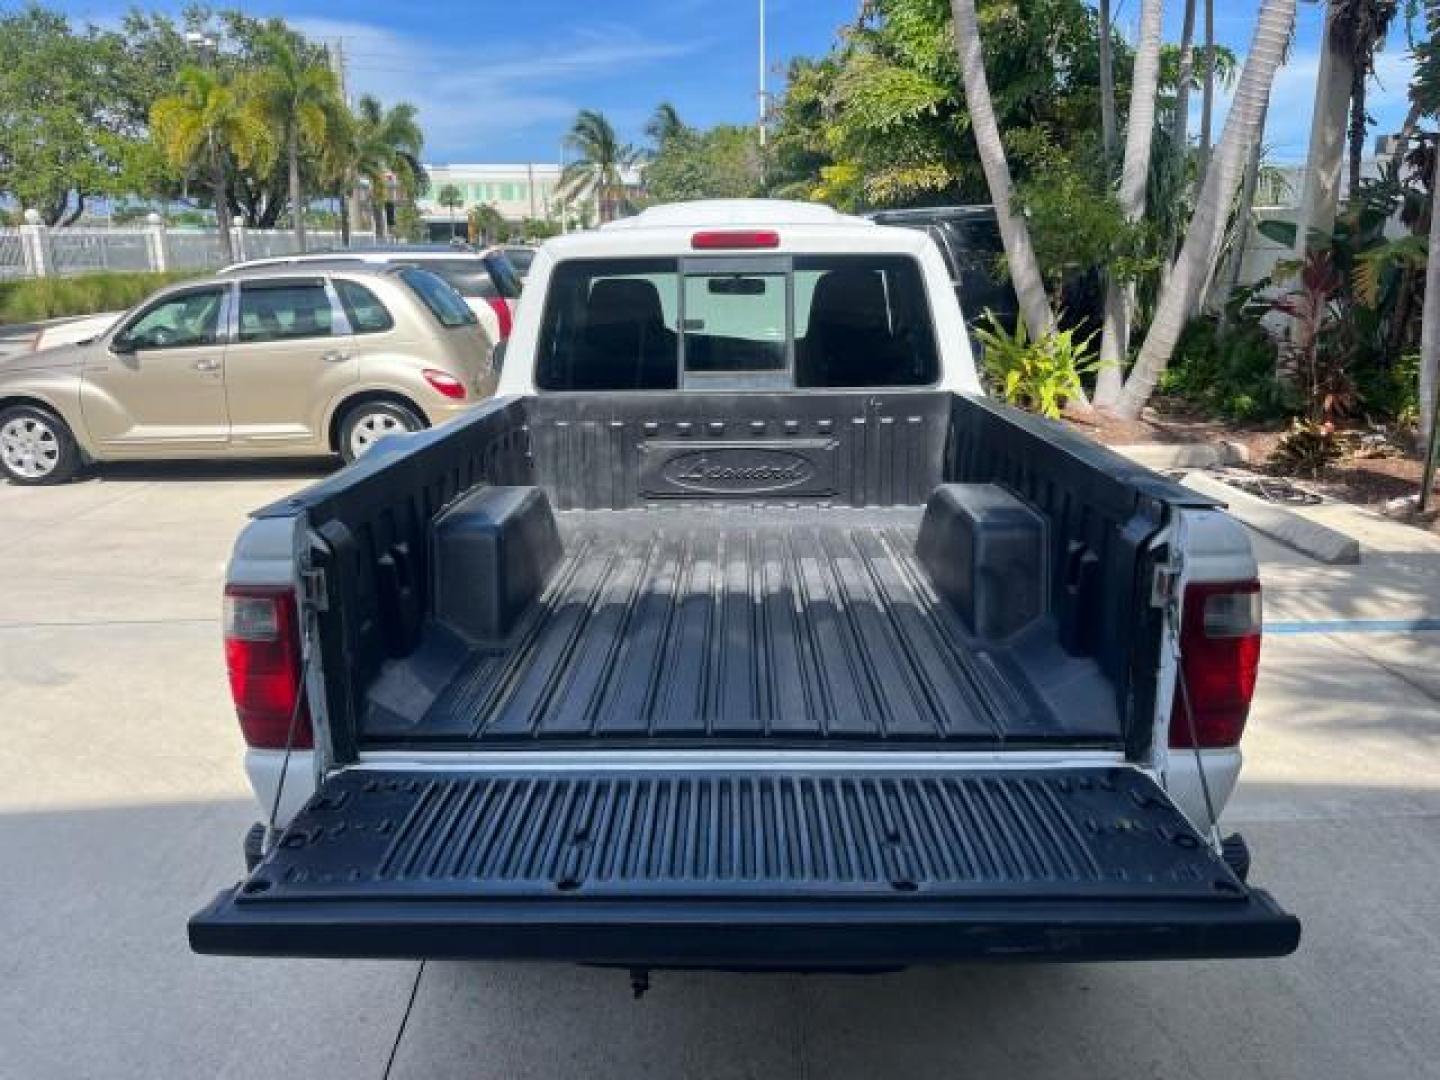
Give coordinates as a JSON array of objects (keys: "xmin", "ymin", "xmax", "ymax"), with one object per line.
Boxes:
[
  {"xmin": 300, "ymin": 567, "xmax": 329, "ymax": 613},
  {"xmin": 1150, "ymin": 549, "xmax": 1183, "ymax": 609}
]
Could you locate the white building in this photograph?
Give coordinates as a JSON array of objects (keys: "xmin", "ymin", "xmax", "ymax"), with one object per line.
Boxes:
[
  {"xmin": 418, "ymin": 164, "xmax": 570, "ymax": 231},
  {"xmin": 416, "ymin": 162, "xmax": 645, "ymax": 238}
]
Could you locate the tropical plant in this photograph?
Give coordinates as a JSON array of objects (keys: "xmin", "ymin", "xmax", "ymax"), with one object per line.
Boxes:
[
  {"xmin": 1271, "ymin": 250, "xmax": 1360, "ymax": 422},
  {"xmin": 244, "ymin": 27, "xmax": 345, "ymax": 251},
  {"xmin": 1269, "ymin": 419, "xmax": 1344, "ymax": 477},
  {"xmin": 150, "ymin": 65, "xmax": 273, "ymax": 264},
  {"xmin": 645, "ymin": 102, "xmax": 688, "ymax": 147},
  {"xmin": 468, "ymin": 203, "xmax": 507, "ymax": 245},
  {"xmin": 1113, "ymin": 0, "xmax": 1298, "ymax": 419},
  {"xmin": 974, "ymin": 310, "xmax": 1100, "ymax": 418},
  {"xmin": 437, "ymin": 183, "xmax": 464, "ymax": 238},
  {"xmin": 645, "ymin": 122, "xmax": 762, "ymax": 203},
  {"xmin": 558, "ymin": 110, "xmax": 641, "ymax": 224},
  {"xmin": 350, "ymin": 94, "xmax": 427, "ymax": 240}
]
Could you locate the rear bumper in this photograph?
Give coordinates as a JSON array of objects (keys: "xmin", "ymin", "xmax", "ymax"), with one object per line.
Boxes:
[{"xmin": 190, "ymin": 889, "xmax": 1300, "ymax": 966}]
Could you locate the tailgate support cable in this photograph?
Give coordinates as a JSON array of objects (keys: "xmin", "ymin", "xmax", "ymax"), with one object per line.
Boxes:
[{"xmin": 1164, "ymin": 599, "xmax": 1224, "ymax": 852}]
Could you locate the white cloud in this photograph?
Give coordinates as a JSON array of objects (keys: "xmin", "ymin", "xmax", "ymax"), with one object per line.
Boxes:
[{"xmin": 289, "ymin": 18, "xmax": 707, "ymax": 162}]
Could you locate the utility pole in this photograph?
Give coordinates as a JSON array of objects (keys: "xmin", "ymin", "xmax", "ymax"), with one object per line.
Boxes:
[{"xmin": 757, "ymin": 0, "xmax": 768, "ymax": 147}]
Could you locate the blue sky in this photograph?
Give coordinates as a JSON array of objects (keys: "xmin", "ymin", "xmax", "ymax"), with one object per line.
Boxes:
[{"xmin": 51, "ymin": 0, "xmax": 1423, "ymax": 166}]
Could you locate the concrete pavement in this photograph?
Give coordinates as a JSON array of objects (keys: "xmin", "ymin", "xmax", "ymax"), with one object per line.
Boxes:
[{"xmin": 1, "ymin": 464, "xmax": 1438, "ymax": 1079}]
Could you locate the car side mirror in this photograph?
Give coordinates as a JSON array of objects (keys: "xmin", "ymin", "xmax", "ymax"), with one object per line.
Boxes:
[
  {"xmin": 110, "ymin": 336, "xmax": 136, "ymax": 356},
  {"xmin": 490, "ymin": 340, "xmax": 507, "ymax": 375}
]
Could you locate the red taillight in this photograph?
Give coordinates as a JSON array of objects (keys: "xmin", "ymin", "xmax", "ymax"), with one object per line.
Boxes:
[
  {"xmin": 223, "ymin": 586, "xmax": 311, "ymax": 750},
  {"xmin": 691, "ymin": 230, "xmax": 781, "ymax": 250},
  {"xmin": 1170, "ymin": 580, "xmax": 1262, "ymax": 749},
  {"xmin": 484, "ymin": 296, "xmax": 513, "ymax": 339},
  {"xmin": 423, "ymin": 368, "xmax": 468, "ymax": 400}
]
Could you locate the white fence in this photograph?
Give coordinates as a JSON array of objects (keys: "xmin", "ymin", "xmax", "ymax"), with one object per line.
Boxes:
[{"xmin": 0, "ymin": 220, "xmax": 383, "ymax": 281}]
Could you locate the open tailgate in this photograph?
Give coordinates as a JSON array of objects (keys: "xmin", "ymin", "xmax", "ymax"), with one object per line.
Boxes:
[{"xmin": 190, "ymin": 767, "xmax": 1298, "ymax": 966}]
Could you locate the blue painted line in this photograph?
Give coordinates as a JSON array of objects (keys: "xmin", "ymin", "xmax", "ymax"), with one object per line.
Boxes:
[{"xmin": 1264, "ymin": 618, "xmax": 1440, "ymax": 635}]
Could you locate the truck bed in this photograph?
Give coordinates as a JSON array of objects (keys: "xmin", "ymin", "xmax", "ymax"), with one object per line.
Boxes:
[{"xmin": 364, "ymin": 507, "xmax": 1121, "ymax": 747}]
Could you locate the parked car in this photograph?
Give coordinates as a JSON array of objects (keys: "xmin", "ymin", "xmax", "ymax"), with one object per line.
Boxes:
[
  {"xmin": 501, "ymin": 244, "xmax": 537, "ymax": 280},
  {"xmin": 224, "ymin": 245, "xmax": 524, "ymax": 344},
  {"xmin": 190, "ymin": 199, "xmax": 1298, "ymax": 971},
  {"xmin": 867, "ymin": 205, "xmax": 1104, "ymax": 339},
  {"xmin": 0, "ymin": 263, "xmax": 496, "ymax": 485}
]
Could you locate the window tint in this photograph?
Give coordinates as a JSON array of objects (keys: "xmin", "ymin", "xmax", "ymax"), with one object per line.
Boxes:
[
  {"xmin": 238, "ymin": 281, "xmax": 336, "ymax": 343},
  {"xmin": 418, "ymin": 259, "xmax": 498, "ymax": 299},
  {"xmin": 504, "ymin": 247, "xmax": 536, "ymax": 276},
  {"xmin": 401, "ymin": 267, "xmax": 479, "ymax": 327},
  {"xmin": 116, "ymin": 288, "xmax": 223, "ymax": 350},
  {"xmin": 794, "ymin": 256, "xmax": 939, "ymax": 388},
  {"xmin": 334, "ymin": 279, "xmax": 394, "ymax": 334},
  {"xmin": 535, "ymin": 255, "xmax": 938, "ymax": 391},
  {"xmin": 536, "ymin": 259, "xmax": 680, "ymax": 391},
  {"xmin": 681, "ymin": 271, "xmax": 786, "ymax": 373}
]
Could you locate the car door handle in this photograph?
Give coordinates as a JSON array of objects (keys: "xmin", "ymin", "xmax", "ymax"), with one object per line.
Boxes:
[
  {"xmin": 192, "ymin": 357, "xmax": 221, "ymax": 372},
  {"xmin": 322, "ymin": 350, "xmax": 351, "ymax": 363}
]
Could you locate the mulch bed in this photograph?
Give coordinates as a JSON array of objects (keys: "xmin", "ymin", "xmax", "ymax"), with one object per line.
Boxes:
[{"xmin": 1063, "ymin": 399, "xmax": 1440, "ymax": 536}]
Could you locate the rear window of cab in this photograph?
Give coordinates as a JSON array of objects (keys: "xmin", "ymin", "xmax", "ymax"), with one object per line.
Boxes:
[{"xmin": 535, "ymin": 255, "xmax": 940, "ymax": 391}]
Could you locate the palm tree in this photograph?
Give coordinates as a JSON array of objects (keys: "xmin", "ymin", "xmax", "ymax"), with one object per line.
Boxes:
[
  {"xmin": 1198, "ymin": 0, "xmax": 1216, "ymax": 186},
  {"xmin": 646, "ymin": 102, "xmax": 687, "ymax": 147},
  {"xmin": 1334, "ymin": 0, "xmax": 1400, "ymax": 197},
  {"xmin": 1097, "ymin": 0, "xmax": 1116, "ymax": 161},
  {"xmin": 245, "ymin": 29, "xmax": 345, "ymax": 252},
  {"xmin": 947, "ymin": 0, "xmax": 1055, "ymax": 346},
  {"xmin": 150, "ymin": 66, "xmax": 272, "ymax": 265},
  {"xmin": 558, "ymin": 110, "xmax": 641, "ymax": 224},
  {"xmin": 1095, "ymin": 0, "xmax": 1164, "ymax": 408},
  {"xmin": 437, "ymin": 183, "xmax": 464, "ymax": 239},
  {"xmin": 351, "ymin": 94, "xmax": 426, "ymax": 240},
  {"xmin": 1114, "ymin": 0, "xmax": 1298, "ymax": 419},
  {"xmin": 1292, "ymin": 2, "xmax": 1357, "ymax": 261}
]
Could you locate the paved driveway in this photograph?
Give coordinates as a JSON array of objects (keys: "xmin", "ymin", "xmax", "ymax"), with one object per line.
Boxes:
[{"xmin": 1, "ymin": 465, "xmax": 1438, "ymax": 1079}]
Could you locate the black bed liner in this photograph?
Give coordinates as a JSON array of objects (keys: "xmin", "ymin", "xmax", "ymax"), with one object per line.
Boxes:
[
  {"xmin": 190, "ymin": 766, "xmax": 1300, "ymax": 964},
  {"xmin": 364, "ymin": 508, "xmax": 1121, "ymax": 747}
]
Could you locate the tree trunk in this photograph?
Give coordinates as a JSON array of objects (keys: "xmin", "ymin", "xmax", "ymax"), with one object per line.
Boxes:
[
  {"xmin": 1421, "ymin": 140, "xmax": 1440, "ymax": 447},
  {"xmin": 1292, "ymin": 8, "xmax": 1353, "ymax": 261},
  {"xmin": 1095, "ymin": 0, "xmax": 1164, "ymax": 408},
  {"xmin": 1216, "ymin": 102, "xmax": 1269, "ymax": 334},
  {"xmin": 1171, "ymin": 0, "xmax": 1198, "ymax": 160},
  {"xmin": 1097, "ymin": 0, "xmax": 1116, "ymax": 162},
  {"xmin": 1114, "ymin": 0, "xmax": 1297, "ymax": 420},
  {"xmin": 1347, "ymin": 60, "xmax": 1367, "ymax": 201},
  {"xmin": 212, "ymin": 158, "xmax": 235, "ymax": 267},
  {"xmin": 1198, "ymin": 0, "xmax": 1215, "ymax": 188},
  {"xmin": 60, "ymin": 191, "xmax": 86, "ymax": 228},
  {"xmin": 289, "ymin": 127, "xmax": 306, "ymax": 252},
  {"xmin": 338, "ymin": 191, "xmax": 351, "ymax": 247},
  {"xmin": 948, "ymin": 0, "xmax": 1055, "ymax": 344}
]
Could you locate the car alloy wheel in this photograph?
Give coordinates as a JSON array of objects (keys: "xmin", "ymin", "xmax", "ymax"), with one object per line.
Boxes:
[{"xmin": 0, "ymin": 415, "xmax": 61, "ymax": 480}]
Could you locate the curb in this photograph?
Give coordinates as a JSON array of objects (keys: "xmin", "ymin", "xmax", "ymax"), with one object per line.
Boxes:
[
  {"xmin": 1112, "ymin": 442, "xmax": 1249, "ymax": 470},
  {"xmin": 1180, "ymin": 470, "xmax": 1361, "ymax": 565}
]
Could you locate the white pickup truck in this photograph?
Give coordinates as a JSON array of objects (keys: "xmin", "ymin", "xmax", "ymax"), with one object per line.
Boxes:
[{"xmin": 191, "ymin": 200, "xmax": 1299, "ymax": 969}]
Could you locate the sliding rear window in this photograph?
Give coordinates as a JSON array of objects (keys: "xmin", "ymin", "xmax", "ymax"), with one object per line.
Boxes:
[{"xmin": 536, "ymin": 255, "xmax": 938, "ymax": 391}]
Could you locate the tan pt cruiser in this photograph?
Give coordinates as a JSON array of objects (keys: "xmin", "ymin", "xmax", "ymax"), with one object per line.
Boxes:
[{"xmin": 0, "ymin": 262, "xmax": 497, "ymax": 485}]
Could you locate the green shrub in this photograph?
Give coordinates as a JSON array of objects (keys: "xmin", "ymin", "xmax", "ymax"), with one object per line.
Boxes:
[
  {"xmin": 974, "ymin": 309, "xmax": 1100, "ymax": 419},
  {"xmin": 1160, "ymin": 317, "xmax": 1297, "ymax": 423},
  {"xmin": 1269, "ymin": 419, "xmax": 1343, "ymax": 478},
  {"xmin": 0, "ymin": 271, "xmax": 200, "ymax": 325}
]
